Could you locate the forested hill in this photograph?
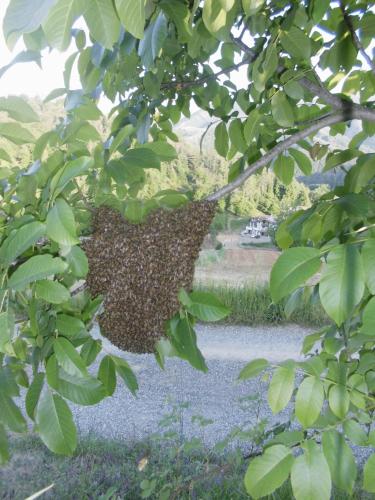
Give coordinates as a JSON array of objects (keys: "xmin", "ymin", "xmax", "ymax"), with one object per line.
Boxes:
[{"xmin": 0, "ymin": 95, "xmax": 363, "ymax": 217}]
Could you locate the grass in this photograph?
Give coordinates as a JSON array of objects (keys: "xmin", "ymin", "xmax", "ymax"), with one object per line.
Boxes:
[
  {"xmin": 239, "ymin": 241, "xmax": 275, "ymax": 249},
  {"xmin": 195, "ymin": 283, "xmax": 328, "ymax": 327},
  {"xmin": 1, "ymin": 435, "xmax": 371, "ymax": 500}
]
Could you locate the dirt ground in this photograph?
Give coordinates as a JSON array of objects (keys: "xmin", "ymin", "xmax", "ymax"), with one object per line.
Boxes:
[{"xmin": 194, "ymin": 232, "xmax": 279, "ymax": 286}]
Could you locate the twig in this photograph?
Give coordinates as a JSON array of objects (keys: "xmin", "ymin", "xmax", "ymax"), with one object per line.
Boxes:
[
  {"xmin": 229, "ymin": 30, "xmax": 375, "ymax": 121},
  {"xmin": 340, "ymin": 1, "xmax": 375, "ymax": 76},
  {"xmin": 199, "ymin": 121, "xmax": 219, "ymax": 154}
]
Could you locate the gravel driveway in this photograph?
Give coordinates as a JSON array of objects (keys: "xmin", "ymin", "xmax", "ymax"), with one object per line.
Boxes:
[{"xmin": 72, "ymin": 324, "xmax": 309, "ymax": 447}]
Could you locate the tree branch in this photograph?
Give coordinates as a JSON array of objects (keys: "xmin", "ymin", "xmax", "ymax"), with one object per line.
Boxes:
[
  {"xmin": 205, "ymin": 111, "xmax": 363, "ymax": 202},
  {"xmin": 230, "ymin": 33, "xmax": 375, "ymax": 122},
  {"xmin": 160, "ymin": 58, "xmax": 249, "ymax": 91},
  {"xmin": 340, "ymin": 2, "xmax": 375, "ymax": 76}
]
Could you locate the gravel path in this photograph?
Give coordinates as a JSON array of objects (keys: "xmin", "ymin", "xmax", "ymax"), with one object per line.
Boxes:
[{"xmin": 72, "ymin": 324, "xmax": 309, "ymax": 447}]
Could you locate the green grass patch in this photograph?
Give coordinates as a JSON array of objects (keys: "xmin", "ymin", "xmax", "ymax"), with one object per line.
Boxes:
[
  {"xmin": 1, "ymin": 435, "xmax": 370, "ymax": 500},
  {"xmin": 195, "ymin": 284, "xmax": 328, "ymax": 327}
]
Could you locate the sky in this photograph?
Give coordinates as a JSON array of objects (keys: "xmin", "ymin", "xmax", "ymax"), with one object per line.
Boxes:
[{"xmin": 0, "ymin": 1, "xmax": 80, "ymax": 98}]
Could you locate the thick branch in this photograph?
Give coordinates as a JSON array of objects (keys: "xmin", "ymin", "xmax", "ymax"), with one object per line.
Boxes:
[
  {"xmin": 340, "ymin": 2, "xmax": 375, "ymax": 76},
  {"xmin": 206, "ymin": 112, "xmax": 358, "ymax": 202},
  {"xmin": 230, "ymin": 35, "xmax": 375, "ymax": 122}
]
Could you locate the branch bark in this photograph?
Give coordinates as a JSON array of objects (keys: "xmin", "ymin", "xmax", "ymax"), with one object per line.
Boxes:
[
  {"xmin": 205, "ymin": 111, "xmax": 365, "ymax": 202},
  {"xmin": 230, "ymin": 35, "xmax": 375, "ymax": 122}
]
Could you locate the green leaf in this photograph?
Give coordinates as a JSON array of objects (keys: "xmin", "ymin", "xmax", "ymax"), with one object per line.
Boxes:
[
  {"xmin": 238, "ymin": 358, "xmax": 269, "ymax": 380},
  {"xmin": 202, "ymin": 0, "xmax": 228, "ymax": 38},
  {"xmin": 243, "ymin": 109, "xmax": 261, "ymax": 144},
  {"xmin": 187, "ymin": 291, "xmax": 230, "ymax": 322},
  {"xmin": 98, "ymin": 355, "xmax": 117, "ymax": 396},
  {"xmin": 56, "ymin": 314, "xmax": 86, "ymax": 338},
  {"xmin": 284, "ymin": 80, "xmax": 304, "ymax": 100},
  {"xmin": 116, "ymin": 0, "xmax": 145, "ymax": 39},
  {"xmin": 111, "ymin": 355, "xmax": 138, "ymax": 395},
  {"xmin": 322, "ymin": 430, "xmax": 357, "ymax": 493},
  {"xmin": 267, "ymin": 430, "xmax": 304, "ymax": 448},
  {"xmin": 50, "ymin": 156, "xmax": 93, "ymax": 198},
  {"xmin": 35, "ymin": 280, "xmax": 70, "ymax": 304},
  {"xmin": 273, "ymin": 155, "xmax": 295, "ymax": 185},
  {"xmin": 160, "ymin": 0, "xmax": 192, "ymax": 42},
  {"xmin": 0, "ymin": 311, "xmax": 14, "ymax": 355},
  {"xmin": 109, "ymin": 124, "xmax": 134, "ymax": 155},
  {"xmin": 360, "ymin": 297, "xmax": 375, "ymax": 336},
  {"xmin": 343, "ymin": 419, "xmax": 368, "ymax": 446},
  {"xmin": 36, "ymin": 388, "xmax": 77, "ymax": 455},
  {"xmin": 47, "ymin": 358, "xmax": 106, "ymax": 405},
  {"xmin": 3, "ymin": 0, "xmax": 55, "ymax": 49},
  {"xmin": 291, "ymin": 441, "xmax": 331, "ymax": 500},
  {"xmin": 280, "ymin": 26, "xmax": 311, "ymax": 60},
  {"xmin": 0, "ymin": 424, "xmax": 9, "ymax": 465},
  {"xmin": 319, "ymin": 245, "xmax": 365, "ymax": 326},
  {"xmin": 0, "ymin": 50, "xmax": 42, "ymax": 79},
  {"xmin": 25, "ymin": 372, "xmax": 45, "ymax": 420},
  {"xmin": 0, "ymin": 221, "xmax": 46, "ymax": 267},
  {"xmin": 244, "ymin": 445, "xmax": 294, "ymax": 498},
  {"xmin": 268, "ymin": 364, "xmax": 295, "ymax": 413},
  {"xmin": 141, "ymin": 142, "xmax": 177, "ymax": 162},
  {"xmin": 138, "ymin": 13, "xmax": 168, "ymax": 68},
  {"xmin": 0, "ymin": 122, "xmax": 35, "ymax": 144},
  {"xmin": 289, "ymin": 148, "xmax": 312, "ymax": 175},
  {"xmin": 167, "ymin": 317, "xmax": 207, "ymax": 372},
  {"xmin": 295, "ymin": 376, "xmax": 324, "ymax": 428},
  {"xmin": 64, "ymin": 246, "xmax": 88, "ymax": 278},
  {"xmin": 328, "ymin": 384, "xmax": 350, "ymax": 419},
  {"xmin": 0, "ymin": 96, "xmax": 39, "ymax": 122},
  {"xmin": 302, "ymin": 330, "xmax": 324, "ymax": 354},
  {"xmin": 363, "ymin": 454, "xmax": 375, "ymax": 493},
  {"xmin": 83, "ymin": 0, "xmax": 121, "ymax": 48},
  {"xmin": 80, "ymin": 339, "xmax": 101, "ymax": 366},
  {"xmin": 271, "ymin": 92, "xmax": 294, "ymax": 128},
  {"xmin": 54, "ymin": 337, "xmax": 88, "ymax": 377},
  {"xmin": 7, "ymin": 255, "xmax": 67, "ymax": 291},
  {"xmin": 242, "ymin": 0, "xmax": 264, "ymax": 16},
  {"xmin": 43, "ymin": 0, "xmax": 85, "ymax": 51},
  {"xmin": 324, "ymin": 150, "xmax": 358, "ymax": 172},
  {"xmin": 0, "ymin": 390, "xmax": 27, "ymax": 433},
  {"xmin": 362, "ymin": 239, "xmax": 375, "ymax": 294},
  {"xmin": 46, "ymin": 198, "xmax": 78, "ymax": 247},
  {"xmin": 270, "ymin": 247, "xmax": 321, "ymax": 303},
  {"xmin": 214, "ymin": 122, "xmax": 229, "ymax": 158},
  {"xmin": 74, "ymin": 102, "xmax": 102, "ymax": 121},
  {"xmin": 122, "ymin": 148, "xmax": 160, "ymax": 169},
  {"xmin": 229, "ymin": 118, "xmax": 247, "ymax": 154}
]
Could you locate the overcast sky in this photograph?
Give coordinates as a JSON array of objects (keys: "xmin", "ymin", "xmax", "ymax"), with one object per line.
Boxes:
[{"xmin": 0, "ymin": 0, "xmax": 79, "ymax": 98}]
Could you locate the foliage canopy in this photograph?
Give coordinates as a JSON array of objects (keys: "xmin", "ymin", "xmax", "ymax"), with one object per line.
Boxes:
[{"xmin": 0, "ymin": 0, "xmax": 375, "ymax": 498}]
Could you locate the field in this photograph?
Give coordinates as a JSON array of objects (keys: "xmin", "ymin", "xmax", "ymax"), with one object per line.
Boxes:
[{"xmin": 195, "ymin": 231, "xmax": 279, "ymax": 286}]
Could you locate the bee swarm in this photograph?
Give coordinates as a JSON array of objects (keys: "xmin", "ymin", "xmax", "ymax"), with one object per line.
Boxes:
[{"xmin": 84, "ymin": 201, "xmax": 217, "ymax": 353}]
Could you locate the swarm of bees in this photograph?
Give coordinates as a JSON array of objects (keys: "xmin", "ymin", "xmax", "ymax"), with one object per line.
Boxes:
[{"xmin": 84, "ymin": 201, "xmax": 217, "ymax": 353}]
